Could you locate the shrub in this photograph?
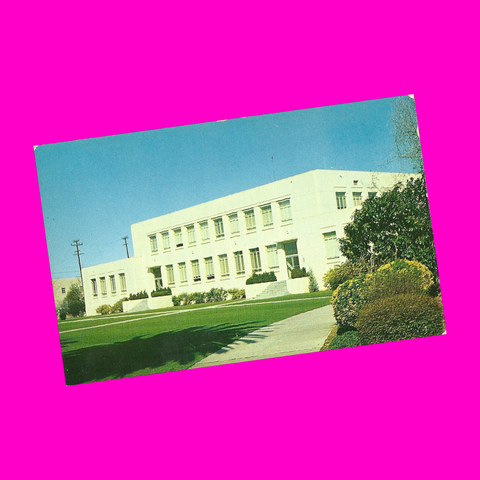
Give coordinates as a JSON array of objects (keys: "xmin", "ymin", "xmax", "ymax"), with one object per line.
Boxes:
[
  {"xmin": 111, "ymin": 298, "xmax": 127, "ymax": 313},
  {"xmin": 323, "ymin": 261, "xmax": 369, "ymax": 291},
  {"xmin": 357, "ymin": 293, "xmax": 445, "ymax": 345},
  {"xmin": 189, "ymin": 291, "xmax": 206, "ymax": 304},
  {"xmin": 172, "ymin": 292, "xmax": 191, "ymax": 306},
  {"xmin": 367, "ymin": 259, "xmax": 434, "ymax": 301},
  {"xmin": 129, "ymin": 290, "xmax": 149, "ymax": 300},
  {"xmin": 331, "ymin": 275, "xmax": 370, "ymax": 329},
  {"xmin": 151, "ymin": 287, "xmax": 172, "ymax": 297},
  {"xmin": 96, "ymin": 304, "xmax": 112, "ymax": 315},
  {"xmin": 290, "ymin": 267, "xmax": 308, "ymax": 279},
  {"xmin": 228, "ymin": 288, "xmax": 246, "ymax": 300},
  {"xmin": 58, "ymin": 304, "xmax": 68, "ymax": 321},
  {"xmin": 205, "ymin": 288, "xmax": 228, "ymax": 303},
  {"xmin": 307, "ymin": 268, "xmax": 319, "ymax": 293},
  {"xmin": 326, "ymin": 331, "xmax": 360, "ymax": 350},
  {"xmin": 246, "ymin": 271, "xmax": 277, "ymax": 285}
]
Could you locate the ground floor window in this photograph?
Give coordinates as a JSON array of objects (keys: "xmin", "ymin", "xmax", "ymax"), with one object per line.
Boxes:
[
  {"xmin": 91, "ymin": 278, "xmax": 98, "ymax": 297},
  {"xmin": 284, "ymin": 240, "xmax": 300, "ymax": 277},
  {"xmin": 99, "ymin": 277, "xmax": 107, "ymax": 296},
  {"xmin": 151, "ymin": 267, "xmax": 163, "ymax": 290},
  {"xmin": 205, "ymin": 257, "xmax": 214, "ymax": 280},
  {"xmin": 191, "ymin": 260, "xmax": 201, "ymax": 282},
  {"xmin": 266, "ymin": 244, "xmax": 279, "ymax": 269},
  {"xmin": 109, "ymin": 275, "xmax": 116, "ymax": 294},
  {"xmin": 234, "ymin": 251, "xmax": 245, "ymax": 275},
  {"xmin": 323, "ymin": 232, "xmax": 340, "ymax": 259},
  {"xmin": 218, "ymin": 254, "xmax": 229, "ymax": 277},
  {"xmin": 119, "ymin": 273, "xmax": 127, "ymax": 292},
  {"xmin": 178, "ymin": 263, "xmax": 187, "ymax": 283},
  {"xmin": 166, "ymin": 265, "xmax": 175, "ymax": 285},
  {"xmin": 249, "ymin": 248, "xmax": 262, "ymax": 272}
]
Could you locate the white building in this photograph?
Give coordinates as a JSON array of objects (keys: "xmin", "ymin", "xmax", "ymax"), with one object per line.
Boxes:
[
  {"xmin": 52, "ymin": 277, "xmax": 82, "ymax": 310},
  {"xmin": 83, "ymin": 169, "xmax": 414, "ymax": 316}
]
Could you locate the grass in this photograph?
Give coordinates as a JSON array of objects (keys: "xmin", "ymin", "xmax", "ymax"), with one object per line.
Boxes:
[{"xmin": 59, "ymin": 294, "xmax": 331, "ymax": 385}]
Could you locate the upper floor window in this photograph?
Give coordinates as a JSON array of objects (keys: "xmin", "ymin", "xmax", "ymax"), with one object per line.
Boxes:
[
  {"xmin": 200, "ymin": 221, "xmax": 210, "ymax": 241},
  {"xmin": 149, "ymin": 234, "xmax": 158, "ymax": 253},
  {"xmin": 174, "ymin": 228, "xmax": 183, "ymax": 248},
  {"xmin": 279, "ymin": 200, "xmax": 292, "ymax": 222},
  {"xmin": 91, "ymin": 278, "xmax": 98, "ymax": 297},
  {"xmin": 323, "ymin": 231, "xmax": 340, "ymax": 259},
  {"xmin": 119, "ymin": 273, "xmax": 127, "ymax": 292},
  {"xmin": 368, "ymin": 192, "xmax": 377, "ymax": 199},
  {"xmin": 187, "ymin": 225, "xmax": 196, "ymax": 245},
  {"xmin": 261, "ymin": 205, "xmax": 273, "ymax": 227},
  {"xmin": 99, "ymin": 277, "xmax": 107, "ymax": 296},
  {"xmin": 352, "ymin": 192, "xmax": 362, "ymax": 206},
  {"xmin": 229, "ymin": 213, "xmax": 240, "ymax": 235},
  {"xmin": 214, "ymin": 218, "xmax": 224, "ymax": 238},
  {"xmin": 61, "ymin": 287, "xmax": 66, "ymax": 294},
  {"xmin": 244, "ymin": 209, "xmax": 256, "ymax": 230},
  {"xmin": 336, "ymin": 192, "xmax": 347, "ymax": 209},
  {"xmin": 162, "ymin": 231, "xmax": 171, "ymax": 250}
]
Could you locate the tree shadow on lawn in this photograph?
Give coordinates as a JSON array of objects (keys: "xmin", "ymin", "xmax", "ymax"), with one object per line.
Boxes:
[{"xmin": 62, "ymin": 321, "xmax": 267, "ymax": 385}]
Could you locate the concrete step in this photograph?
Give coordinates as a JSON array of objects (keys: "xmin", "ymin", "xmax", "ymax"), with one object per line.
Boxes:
[{"xmin": 254, "ymin": 280, "xmax": 290, "ymax": 300}]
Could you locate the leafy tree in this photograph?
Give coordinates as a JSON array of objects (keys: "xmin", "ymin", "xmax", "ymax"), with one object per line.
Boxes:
[
  {"xmin": 339, "ymin": 176, "xmax": 438, "ymax": 278},
  {"xmin": 62, "ymin": 283, "xmax": 85, "ymax": 317},
  {"xmin": 391, "ymin": 96, "xmax": 424, "ymax": 173}
]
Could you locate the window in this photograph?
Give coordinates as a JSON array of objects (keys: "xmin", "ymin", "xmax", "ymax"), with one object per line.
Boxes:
[
  {"xmin": 279, "ymin": 199, "xmax": 292, "ymax": 222},
  {"xmin": 261, "ymin": 205, "xmax": 273, "ymax": 227},
  {"xmin": 368, "ymin": 191, "xmax": 377, "ymax": 199},
  {"xmin": 218, "ymin": 254, "xmax": 229, "ymax": 277},
  {"xmin": 200, "ymin": 221, "xmax": 210, "ymax": 241},
  {"xmin": 214, "ymin": 218, "xmax": 224, "ymax": 238},
  {"xmin": 174, "ymin": 228, "xmax": 183, "ymax": 247},
  {"xmin": 109, "ymin": 275, "xmax": 116, "ymax": 294},
  {"xmin": 234, "ymin": 251, "xmax": 245, "ymax": 275},
  {"xmin": 162, "ymin": 231, "xmax": 170, "ymax": 250},
  {"xmin": 323, "ymin": 232, "xmax": 340, "ymax": 259},
  {"xmin": 100, "ymin": 277, "xmax": 107, "ymax": 296},
  {"xmin": 336, "ymin": 192, "xmax": 347, "ymax": 209},
  {"xmin": 187, "ymin": 225, "xmax": 196, "ymax": 245},
  {"xmin": 149, "ymin": 234, "xmax": 158, "ymax": 253},
  {"xmin": 61, "ymin": 287, "xmax": 66, "ymax": 294},
  {"xmin": 119, "ymin": 273, "xmax": 127, "ymax": 292},
  {"xmin": 284, "ymin": 241, "xmax": 300, "ymax": 276},
  {"xmin": 191, "ymin": 260, "xmax": 201, "ymax": 282},
  {"xmin": 166, "ymin": 265, "xmax": 175, "ymax": 285},
  {"xmin": 152, "ymin": 267, "xmax": 163, "ymax": 290},
  {"xmin": 205, "ymin": 257, "xmax": 214, "ymax": 280},
  {"xmin": 249, "ymin": 248, "xmax": 262, "ymax": 272},
  {"xmin": 266, "ymin": 244, "xmax": 279, "ymax": 269},
  {"xmin": 229, "ymin": 213, "xmax": 239, "ymax": 235},
  {"xmin": 244, "ymin": 209, "xmax": 256, "ymax": 230},
  {"xmin": 91, "ymin": 278, "xmax": 98, "ymax": 297},
  {"xmin": 178, "ymin": 262, "xmax": 187, "ymax": 283},
  {"xmin": 353, "ymin": 192, "xmax": 362, "ymax": 206}
]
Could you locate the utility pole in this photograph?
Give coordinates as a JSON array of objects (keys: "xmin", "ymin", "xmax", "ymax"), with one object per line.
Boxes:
[
  {"xmin": 71, "ymin": 239, "xmax": 84, "ymax": 292},
  {"xmin": 122, "ymin": 236, "xmax": 130, "ymax": 258},
  {"xmin": 271, "ymin": 156, "xmax": 276, "ymax": 182}
]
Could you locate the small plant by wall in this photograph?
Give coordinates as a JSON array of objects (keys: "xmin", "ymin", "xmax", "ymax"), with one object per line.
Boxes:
[
  {"xmin": 128, "ymin": 290, "xmax": 149, "ymax": 300},
  {"xmin": 151, "ymin": 287, "xmax": 172, "ymax": 298},
  {"xmin": 307, "ymin": 268, "xmax": 319, "ymax": 292},
  {"xmin": 290, "ymin": 267, "xmax": 308, "ymax": 279},
  {"xmin": 246, "ymin": 271, "xmax": 277, "ymax": 285}
]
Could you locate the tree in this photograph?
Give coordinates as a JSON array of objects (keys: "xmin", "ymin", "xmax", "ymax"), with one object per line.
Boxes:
[
  {"xmin": 391, "ymin": 96, "xmax": 424, "ymax": 173},
  {"xmin": 338, "ymin": 176, "xmax": 438, "ymax": 278},
  {"xmin": 61, "ymin": 283, "xmax": 85, "ymax": 317}
]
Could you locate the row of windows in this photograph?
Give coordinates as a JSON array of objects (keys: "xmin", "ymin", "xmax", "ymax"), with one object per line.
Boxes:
[
  {"xmin": 156, "ymin": 245, "xmax": 279, "ymax": 286},
  {"xmin": 148, "ymin": 200, "xmax": 292, "ymax": 253},
  {"xmin": 336, "ymin": 191, "xmax": 376, "ymax": 210},
  {"xmin": 91, "ymin": 273, "xmax": 127, "ymax": 297}
]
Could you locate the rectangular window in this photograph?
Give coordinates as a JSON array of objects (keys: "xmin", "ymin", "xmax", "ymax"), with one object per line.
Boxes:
[
  {"xmin": 162, "ymin": 231, "xmax": 171, "ymax": 250},
  {"xmin": 234, "ymin": 251, "xmax": 245, "ymax": 275},
  {"xmin": 261, "ymin": 205, "xmax": 273, "ymax": 227},
  {"xmin": 119, "ymin": 273, "xmax": 127, "ymax": 292},
  {"xmin": 249, "ymin": 248, "xmax": 262, "ymax": 272},
  {"xmin": 191, "ymin": 260, "xmax": 201, "ymax": 282},
  {"xmin": 187, "ymin": 225, "xmax": 196, "ymax": 245},
  {"xmin": 266, "ymin": 244, "xmax": 279, "ymax": 269},
  {"xmin": 214, "ymin": 218, "xmax": 224, "ymax": 238},
  {"xmin": 218, "ymin": 254, "xmax": 229, "ymax": 277},
  {"xmin": 279, "ymin": 199, "xmax": 292, "ymax": 222},
  {"xmin": 91, "ymin": 278, "xmax": 98, "ymax": 297},
  {"xmin": 152, "ymin": 267, "xmax": 163, "ymax": 290},
  {"xmin": 244, "ymin": 209, "xmax": 256, "ymax": 230},
  {"xmin": 61, "ymin": 287, "xmax": 66, "ymax": 294},
  {"xmin": 229, "ymin": 213, "xmax": 239, "ymax": 235},
  {"xmin": 166, "ymin": 265, "xmax": 175, "ymax": 285},
  {"xmin": 284, "ymin": 240, "xmax": 300, "ymax": 276},
  {"xmin": 323, "ymin": 232, "xmax": 340, "ymax": 259},
  {"xmin": 368, "ymin": 192, "xmax": 377, "ymax": 199},
  {"xmin": 178, "ymin": 262, "xmax": 187, "ymax": 283},
  {"xmin": 100, "ymin": 277, "xmax": 107, "ymax": 296},
  {"xmin": 174, "ymin": 228, "xmax": 183, "ymax": 247},
  {"xmin": 200, "ymin": 221, "xmax": 209, "ymax": 241},
  {"xmin": 336, "ymin": 192, "xmax": 347, "ymax": 209},
  {"xmin": 205, "ymin": 257, "xmax": 214, "ymax": 280},
  {"xmin": 149, "ymin": 234, "xmax": 158, "ymax": 253},
  {"xmin": 353, "ymin": 192, "xmax": 362, "ymax": 206},
  {"xmin": 109, "ymin": 275, "xmax": 116, "ymax": 294}
]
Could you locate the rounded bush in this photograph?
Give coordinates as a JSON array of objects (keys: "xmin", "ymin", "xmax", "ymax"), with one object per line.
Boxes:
[
  {"xmin": 323, "ymin": 261, "xmax": 368, "ymax": 291},
  {"xmin": 331, "ymin": 275, "xmax": 371, "ymax": 328},
  {"xmin": 357, "ymin": 293, "xmax": 445, "ymax": 345},
  {"xmin": 326, "ymin": 331, "xmax": 360, "ymax": 350},
  {"xmin": 96, "ymin": 304, "xmax": 112, "ymax": 315}
]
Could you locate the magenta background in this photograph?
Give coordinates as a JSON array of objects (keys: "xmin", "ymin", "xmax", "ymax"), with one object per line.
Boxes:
[{"xmin": 2, "ymin": 2, "xmax": 478, "ymax": 478}]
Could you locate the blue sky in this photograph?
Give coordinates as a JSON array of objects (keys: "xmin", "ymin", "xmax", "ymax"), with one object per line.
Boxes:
[{"xmin": 35, "ymin": 96, "xmax": 416, "ymax": 279}]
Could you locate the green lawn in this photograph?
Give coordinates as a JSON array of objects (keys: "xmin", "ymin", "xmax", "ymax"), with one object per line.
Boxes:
[{"xmin": 59, "ymin": 294, "xmax": 331, "ymax": 385}]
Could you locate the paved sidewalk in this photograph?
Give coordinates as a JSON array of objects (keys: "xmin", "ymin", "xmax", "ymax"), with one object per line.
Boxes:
[{"xmin": 190, "ymin": 304, "xmax": 335, "ymax": 369}]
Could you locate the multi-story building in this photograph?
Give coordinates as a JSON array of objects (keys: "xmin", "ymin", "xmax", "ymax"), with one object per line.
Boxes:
[
  {"xmin": 82, "ymin": 169, "xmax": 414, "ymax": 316},
  {"xmin": 52, "ymin": 277, "xmax": 82, "ymax": 310}
]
